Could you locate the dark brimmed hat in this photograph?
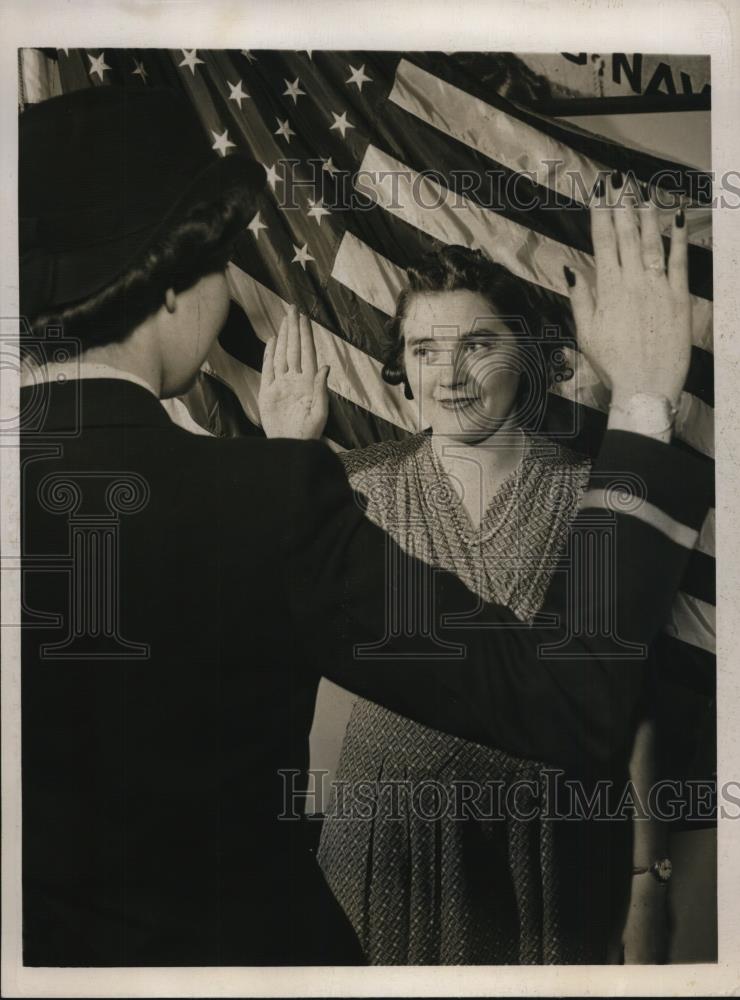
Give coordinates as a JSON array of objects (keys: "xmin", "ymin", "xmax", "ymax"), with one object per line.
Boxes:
[{"xmin": 20, "ymin": 85, "xmax": 266, "ymax": 319}]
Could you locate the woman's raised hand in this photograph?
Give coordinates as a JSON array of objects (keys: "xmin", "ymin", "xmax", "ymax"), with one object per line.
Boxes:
[
  {"xmin": 258, "ymin": 305, "xmax": 330, "ymax": 439},
  {"xmin": 566, "ymin": 175, "xmax": 692, "ymax": 410}
]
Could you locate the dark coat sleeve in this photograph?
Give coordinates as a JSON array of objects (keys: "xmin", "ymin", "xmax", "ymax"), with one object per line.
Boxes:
[{"xmin": 280, "ymin": 431, "xmax": 713, "ymax": 777}]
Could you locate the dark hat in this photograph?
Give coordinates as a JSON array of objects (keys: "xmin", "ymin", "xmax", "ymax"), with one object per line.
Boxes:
[{"xmin": 20, "ymin": 85, "xmax": 266, "ymax": 319}]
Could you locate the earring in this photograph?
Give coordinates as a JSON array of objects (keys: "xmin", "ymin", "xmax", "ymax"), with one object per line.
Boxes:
[
  {"xmin": 548, "ymin": 353, "xmax": 574, "ymax": 387},
  {"xmin": 403, "ymin": 377, "xmax": 414, "ymax": 400}
]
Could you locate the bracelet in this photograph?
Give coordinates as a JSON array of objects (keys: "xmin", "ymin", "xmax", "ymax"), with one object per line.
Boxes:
[
  {"xmin": 632, "ymin": 858, "xmax": 673, "ymax": 884},
  {"xmin": 609, "ymin": 392, "xmax": 680, "ymax": 437}
]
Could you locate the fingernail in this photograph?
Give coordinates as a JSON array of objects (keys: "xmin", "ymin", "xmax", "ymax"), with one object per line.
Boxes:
[
  {"xmin": 563, "ymin": 265, "xmax": 576, "ymax": 287},
  {"xmin": 611, "ymin": 169, "xmax": 624, "ymax": 189},
  {"xmin": 676, "ymin": 208, "xmax": 685, "ymax": 229}
]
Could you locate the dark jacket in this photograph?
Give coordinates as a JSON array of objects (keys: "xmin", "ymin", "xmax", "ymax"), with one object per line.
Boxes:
[{"xmin": 19, "ymin": 377, "xmax": 711, "ymax": 966}]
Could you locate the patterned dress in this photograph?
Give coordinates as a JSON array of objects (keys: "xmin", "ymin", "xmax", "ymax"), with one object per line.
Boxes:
[{"xmin": 317, "ymin": 431, "xmax": 632, "ymax": 964}]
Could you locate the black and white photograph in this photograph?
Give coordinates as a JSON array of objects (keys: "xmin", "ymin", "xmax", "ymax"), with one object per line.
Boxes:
[{"xmin": 2, "ymin": 1, "xmax": 739, "ymax": 996}]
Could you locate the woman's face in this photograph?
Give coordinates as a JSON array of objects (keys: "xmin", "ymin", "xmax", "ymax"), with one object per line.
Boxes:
[{"xmin": 401, "ymin": 289, "xmax": 522, "ymax": 442}]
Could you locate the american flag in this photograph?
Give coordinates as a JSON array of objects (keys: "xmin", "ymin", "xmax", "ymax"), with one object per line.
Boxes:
[{"xmin": 20, "ymin": 47, "xmax": 715, "ymax": 803}]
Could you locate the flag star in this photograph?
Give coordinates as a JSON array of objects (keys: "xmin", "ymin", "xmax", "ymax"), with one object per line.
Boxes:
[
  {"xmin": 329, "ymin": 111, "xmax": 354, "ymax": 139},
  {"xmin": 211, "ymin": 128, "xmax": 236, "ymax": 157},
  {"xmin": 240, "ymin": 49, "xmax": 257, "ymax": 63},
  {"xmin": 262, "ymin": 161, "xmax": 280, "ymax": 190},
  {"xmin": 247, "ymin": 211, "xmax": 268, "ymax": 239},
  {"xmin": 132, "ymin": 58, "xmax": 148, "ymax": 82},
  {"xmin": 292, "ymin": 243, "xmax": 315, "ymax": 270},
  {"xmin": 322, "ymin": 157, "xmax": 338, "ymax": 177},
  {"xmin": 283, "ymin": 77, "xmax": 306, "ymax": 104},
  {"xmin": 87, "ymin": 52, "xmax": 111, "ymax": 81},
  {"xmin": 346, "ymin": 64, "xmax": 372, "ymax": 91},
  {"xmin": 274, "ymin": 117, "xmax": 295, "ymax": 143},
  {"xmin": 227, "ymin": 79, "xmax": 249, "ymax": 108},
  {"xmin": 307, "ymin": 198, "xmax": 331, "ymax": 225},
  {"xmin": 179, "ymin": 49, "xmax": 204, "ymax": 75}
]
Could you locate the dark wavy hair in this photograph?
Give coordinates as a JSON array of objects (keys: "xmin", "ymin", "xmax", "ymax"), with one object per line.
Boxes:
[
  {"xmin": 24, "ymin": 182, "xmax": 256, "ymax": 358},
  {"xmin": 381, "ymin": 244, "xmax": 572, "ymax": 415}
]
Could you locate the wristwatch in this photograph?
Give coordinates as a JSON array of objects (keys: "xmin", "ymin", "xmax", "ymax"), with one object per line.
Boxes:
[
  {"xmin": 609, "ymin": 391, "xmax": 680, "ymax": 437},
  {"xmin": 632, "ymin": 858, "xmax": 673, "ymax": 884}
]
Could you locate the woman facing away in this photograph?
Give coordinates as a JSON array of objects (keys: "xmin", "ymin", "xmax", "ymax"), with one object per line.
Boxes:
[{"xmin": 260, "ymin": 243, "xmax": 669, "ymax": 965}]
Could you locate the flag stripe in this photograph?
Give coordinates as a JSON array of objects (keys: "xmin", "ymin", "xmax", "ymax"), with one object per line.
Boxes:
[
  {"xmin": 686, "ymin": 347, "xmax": 714, "ymax": 408},
  {"xmin": 321, "ymin": 275, "xmax": 396, "ymax": 359},
  {"xmin": 339, "ymin": 199, "xmax": 601, "ymax": 356},
  {"xmin": 377, "ymin": 96, "xmax": 713, "ymax": 301},
  {"xmin": 326, "ymin": 393, "xmax": 413, "ymax": 450},
  {"xmin": 355, "ymin": 143, "xmax": 592, "ymax": 293},
  {"xmin": 388, "ymin": 59, "xmax": 713, "ymax": 265},
  {"xmin": 683, "ymin": 549, "xmax": 716, "ymax": 606},
  {"xmin": 354, "ymin": 144, "xmax": 714, "ymax": 352},
  {"xmin": 663, "ymin": 593, "xmax": 716, "ymax": 654},
  {"xmin": 204, "ymin": 339, "xmax": 262, "ymax": 426},
  {"xmin": 697, "ymin": 508, "xmax": 715, "ymax": 558},
  {"xmin": 675, "ymin": 392, "xmax": 714, "ymax": 459},
  {"xmin": 390, "ymin": 57, "xmax": 601, "ymax": 204},
  {"xmin": 655, "ymin": 633, "xmax": 715, "ymax": 696},
  {"xmin": 332, "ymin": 228, "xmax": 403, "ymax": 318},
  {"xmin": 408, "ymin": 53, "xmax": 713, "ymax": 205}
]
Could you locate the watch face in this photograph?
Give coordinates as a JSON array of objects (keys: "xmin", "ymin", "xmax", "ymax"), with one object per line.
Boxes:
[{"xmin": 653, "ymin": 858, "xmax": 673, "ymax": 882}]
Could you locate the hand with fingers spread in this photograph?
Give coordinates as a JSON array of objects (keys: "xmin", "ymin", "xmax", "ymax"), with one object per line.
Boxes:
[
  {"xmin": 258, "ymin": 304, "xmax": 330, "ymax": 439},
  {"xmin": 565, "ymin": 174, "xmax": 692, "ymax": 426}
]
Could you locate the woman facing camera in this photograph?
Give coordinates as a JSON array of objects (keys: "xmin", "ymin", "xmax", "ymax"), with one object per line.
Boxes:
[{"xmin": 260, "ymin": 244, "xmax": 667, "ymax": 965}]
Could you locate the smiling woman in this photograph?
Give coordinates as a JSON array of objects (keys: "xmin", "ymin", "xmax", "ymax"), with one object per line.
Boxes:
[
  {"xmin": 255, "ymin": 236, "xmax": 682, "ymax": 965},
  {"xmin": 313, "ymin": 246, "xmax": 615, "ymax": 964},
  {"xmin": 403, "ymin": 289, "xmax": 522, "ymax": 441},
  {"xmin": 374, "ymin": 245, "xmax": 575, "ymax": 531},
  {"xmin": 381, "ymin": 246, "xmax": 564, "ymax": 440}
]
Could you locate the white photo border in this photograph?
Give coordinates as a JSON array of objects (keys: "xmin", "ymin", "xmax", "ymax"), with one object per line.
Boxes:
[{"xmin": 2, "ymin": 0, "xmax": 739, "ymax": 995}]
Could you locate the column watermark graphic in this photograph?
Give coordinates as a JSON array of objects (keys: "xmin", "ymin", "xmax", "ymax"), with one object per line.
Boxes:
[{"xmin": 34, "ymin": 471, "xmax": 151, "ymax": 659}]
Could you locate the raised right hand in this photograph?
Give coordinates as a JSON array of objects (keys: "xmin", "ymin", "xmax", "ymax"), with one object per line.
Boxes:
[
  {"xmin": 258, "ymin": 305, "xmax": 330, "ymax": 440},
  {"xmin": 565, "ymin": 175, "xmax": 692, "ymax": 409}
]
